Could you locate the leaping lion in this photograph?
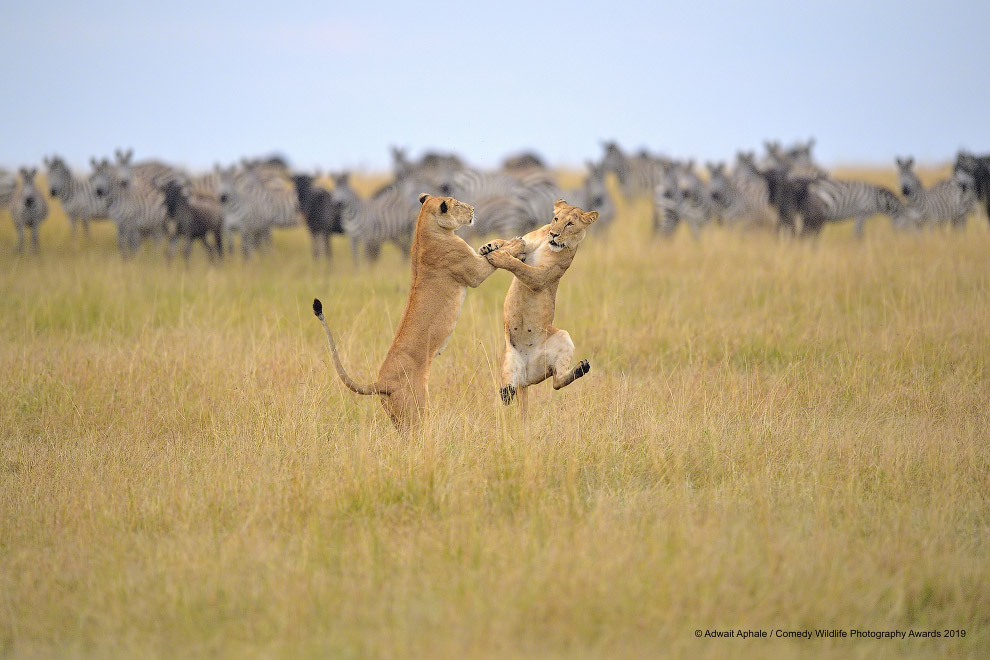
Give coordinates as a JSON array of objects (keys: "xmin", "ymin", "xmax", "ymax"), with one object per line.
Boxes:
[
  {"xmin": 480, "ymin": 199, "xmax": 598, "ymax": 413},
  {"xmin": 313, "ymin": 193, "xmax": 497, "ymax": 427}
]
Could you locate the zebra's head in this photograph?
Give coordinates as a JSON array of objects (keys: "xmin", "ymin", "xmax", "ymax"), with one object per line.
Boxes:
[
  {"xmin": 16, "ymin": 167, "xmax": 45, "ymax": 211},
  {"xmin": 44, "ymin": 155, "xmax": 69, "ymax": 198},
  {"xmin": 89, "ymin": 159, "xmax": 118, "ymax": 201},
  {"xmin": 895, "ymin": 157, "xmax": 921, "ymax": 197},
  {"xmin": 706, "ymin": 162, "xmax": 730, "ymax": 207},
  {"xmin": 215, "ymin": 165, "xmax": 239, "ymax": 205}
]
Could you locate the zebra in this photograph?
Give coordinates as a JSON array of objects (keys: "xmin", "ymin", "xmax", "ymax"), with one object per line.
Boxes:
[
  {"xmin": 653, "ymin": 160, "xmax": 714, "ymax": 238},
  {"xmin": 44, "ymin": 155, "xmax": 110, "ymax": 236},
  {"xmin": 706, "ymin": 161, "xmax": 775, "ymax": 230},
  {"xmin": 565, "ymin": 161, "xmax": 616, "ymax": 233},
  {"xmin": 955, "ymin": 151, "xmax": 990, "ymax": 225},
  {"xmin": 217, "ymin": 164, "xmax": 299, "ymax": 258},
  {"xmin": 0, "ymin": 168, "xmax": 15, "ymax": 212},
  {"xmin": 388, "ymin": 146, "xmax": 464, "ymax": 197},
  {"xmin": 896, "ymin": 156, "xmax": 975, "ymax": 229},
  {"xmin": 114, "ymin": 148, "xmax": 185, "ymax": 190},
  {"xmin": 765, "ymin": 139, "xmax": 826, "ymax": 177},
  {"xmin": 331, "ymin": 172, "xmax": 418, "ymax": 263},
  {"xmin": 600, "ymin": 142, "xmax": 661, "ymax": 201},
  {"xmin": 90, "ymin": 158, "xmax": 169, "ymax": 256},
  {"xmin": 292, "ymin": 173, "xmax": 344, "ymax": 261},
  {"xmin": 502, "ymin": 151, "xmax": 546, "ymax": 172},
  {"xmin": 10, "ymin": 167, "xmax": 49, "ymax": 253},
  {"xmin": 447, "ymin": 168, "xmax": 551, "ymax": 238},
  {"xmin": 809, "ymin": 176, "xmax": 915, "ymax": 237}
]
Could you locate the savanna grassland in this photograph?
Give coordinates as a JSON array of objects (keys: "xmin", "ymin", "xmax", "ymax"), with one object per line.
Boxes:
[{"xmin": 1, "ymin": 169, "xmax": 988, "ymax": 659}]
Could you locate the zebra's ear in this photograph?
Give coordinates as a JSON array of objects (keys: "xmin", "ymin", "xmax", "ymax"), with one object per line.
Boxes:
[
  {"xmin": 419, "ymin": 193, "xmax": 430, "ymax": 204},
  {"xmin": 906, "ymin": 157, "xmax": 914, "ymax": 168}
]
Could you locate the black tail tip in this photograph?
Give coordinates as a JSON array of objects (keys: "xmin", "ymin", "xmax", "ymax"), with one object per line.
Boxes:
[{"xmin": 312, "ymin": 298, "xmax": 323, "ymax": 317}]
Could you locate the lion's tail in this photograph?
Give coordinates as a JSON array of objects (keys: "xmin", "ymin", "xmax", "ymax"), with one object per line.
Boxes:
[{"xmin": 312, "ymin": 298, "xmax": 390, "ymax": 396}]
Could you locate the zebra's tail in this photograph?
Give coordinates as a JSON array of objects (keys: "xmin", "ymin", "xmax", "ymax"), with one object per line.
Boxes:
[{"xmin": 312, "ymin": 299, "xmax": 390, "ymax": 396}]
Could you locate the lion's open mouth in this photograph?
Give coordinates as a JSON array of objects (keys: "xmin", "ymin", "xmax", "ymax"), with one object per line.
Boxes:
[{"xmin": 548, "ymin": 237, "xmax": 563, "ymax": 250}]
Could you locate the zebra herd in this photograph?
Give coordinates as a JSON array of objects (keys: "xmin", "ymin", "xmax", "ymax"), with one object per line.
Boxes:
[
  {"xmin": 1, "ymin": 142, "xmax": 988, "ymax": 259},
  {"xmin": 602, "ymin": 140, "xmax": 989, "ymax": 238}
]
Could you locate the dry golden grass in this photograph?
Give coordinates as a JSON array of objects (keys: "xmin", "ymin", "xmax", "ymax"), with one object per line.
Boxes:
[{"xmin": 1, "ymin": 172, "xmax": 988, "ymax": 659}]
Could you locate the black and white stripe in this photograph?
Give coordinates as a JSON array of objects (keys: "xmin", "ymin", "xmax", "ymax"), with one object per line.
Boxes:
[
  {"xmin": 11, "ymin": 167, "xmax": 50, "ymax": 253},
  {"xmin": 44, "ymin": 155, "xmax": 110, "ymax": 236},
  {"xmin": 331, "ymin": 172, "xmax": 418, "ymax": 263},
  {"xmin": 706, "ymin": 160, "xmax": 775, "ymax": 229},
  {"xmin": 90, "ymin": 159, "xmax": 169, "ymax": 256},
  {"xmin": 896, "ymin": 157, "xmax": 975, "ymax": 228},
  {"xmin": 217, "ymin": 164, "xmax": 300, "ymax": 258},
  {"xmin": 809, "ymin": 176, "xmax": 915, "ymax": 236}
]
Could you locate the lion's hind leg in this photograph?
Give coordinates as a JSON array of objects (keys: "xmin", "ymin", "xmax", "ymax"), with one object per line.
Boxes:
[
  {"xmin": 544, "ymin": 330, "xmax": 590, "ymax": 391},
  {"xmin": 500, "ymin": 343, "xmax": 527, "ymax": 406}
]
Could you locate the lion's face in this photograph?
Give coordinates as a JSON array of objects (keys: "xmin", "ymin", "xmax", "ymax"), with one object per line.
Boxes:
[
  {"xmin": 547, "ymin": 200, "xmax": 598, "ymax": 251},
  {"xmin": 418, "ymin": 193, "xmax": 475, "ymax": 231}
]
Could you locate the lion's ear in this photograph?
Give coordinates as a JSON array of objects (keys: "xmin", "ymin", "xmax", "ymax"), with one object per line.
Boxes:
[
  {"xmin": 419, "ymin": 193, "xmax": 430, "ymax": 204},
  {"xmin": 583, "ymin": 210, "xmax": 599, "ymax": 225},
  {"xmin": 553, "ymin": 198, "xmax": 567, "ymax": 211},
  {"xmin": 439, "ymin": 200, "xmax": 448, "ymax": 214}
]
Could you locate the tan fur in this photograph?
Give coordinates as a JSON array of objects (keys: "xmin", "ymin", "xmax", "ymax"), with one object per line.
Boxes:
[
  {"xmin": 314, "ymin": 194, "xmax": 496, "ymax": 427},
  {"xmin": 481, "ymin": 200, "xmax": 597, "ymax": 411}
]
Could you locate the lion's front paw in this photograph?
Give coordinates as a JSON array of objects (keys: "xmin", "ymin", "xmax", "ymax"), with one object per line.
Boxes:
[
  {"xmin": 479, "ymin": 240, "xmax": 503, "ymax": 256},
  {"xmin": 500, "ymin": 384, "xmax": 516, "ymax": 405},
  {"xmin": 486, "ymin": 248, "xmax": 514, "ymax": 267},
  {"xmin": 574, "ymin": 360, "xmax": 590, "ymax": 379}
]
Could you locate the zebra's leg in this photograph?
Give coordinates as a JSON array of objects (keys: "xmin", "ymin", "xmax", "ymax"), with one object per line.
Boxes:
[
  {"xmin": 213, "ymin": 228, "xmax": 224, "ymax": 261},
  {"xmin": 364, "ymin": 241, "xmax": 381, "ymax": 263},
  {"xmin": 182, "ymin": 236, "xmax": 193, "ymax": 263},
  {"xmin": 854, "ymin": 215, "xmax": 866, "ymax": 239},
  {"xmin": 30, "ymin": 224, "xmax": 40, "ymax": 253},
  {"xmin": 82, "ymin": 217, "xmax": 90, "ymax": 238},
  {"xmin": 15, "ymin": 224, "xmax": 25, "ymax": 253},
  {"xmin": 311, "ymin": 232, "xmax": 320, "ymax": 259},
  {"xmin": 323, "ymin": 233, "xmax": 332, "ymax": 262},
  {"xmin": 350, "ymin": 236, "xmax": 361, "ymax": 267},
  {"xmin": 166, "ymin": 235, "xmax": 178, "ymax": 262}
]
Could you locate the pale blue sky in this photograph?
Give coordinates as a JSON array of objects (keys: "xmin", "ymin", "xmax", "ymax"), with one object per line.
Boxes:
[{"xmin": 3, "ymin": 0, "xmax": 988, "ymax": 171}]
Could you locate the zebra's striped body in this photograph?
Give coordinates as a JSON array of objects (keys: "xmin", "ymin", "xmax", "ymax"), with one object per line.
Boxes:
[
  {"xmin": 447, "ymin": 168, "xmax": 548, "ymax": 238},
  {"xmin": 706, "ymin": 161, "xmax": 775, "ymax": 229},
  {"xmin": 600, "ymin": 142, "xmax": 661, "ymax": 201},
  {"xmin": 809, "ymin": 177, "xmax": 913, "ymax": 236},
  {"xmin": 90, "ymin": 159, "xmax": 169, "ymax": 256},
  {"xmin": 217, "ymin": 165, "xmax": 299, "ymax": 258},
  {"xmin": 0, "ymin": 168, "xmax": 15, "ymax": 211},
  {"xmin": 654, "ymin": 161, "xmax": 714, "ymax": 238},
  {"xmin": 331, "ymin": 173, "xmax": 418, "ymax": 263},
  {"xmin": 45, "ymin": 156, "xmax": 110, "ymax": 236},
  {"xmin": 11, "ymin": 168, "xmax": 49, "ymax": 253},
  {"xmin": 896, "ymin": 157, "xmax": 974, "ymax": 228}
]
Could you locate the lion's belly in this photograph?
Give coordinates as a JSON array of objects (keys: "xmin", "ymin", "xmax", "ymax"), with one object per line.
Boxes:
[{"xmin": 435, "ymin": 287, "xmax": 467, "ymax": 356}]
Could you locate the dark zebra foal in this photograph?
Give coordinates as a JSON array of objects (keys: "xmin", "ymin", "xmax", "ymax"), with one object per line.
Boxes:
[
  {"xmin": 291, "ymin": 174, "xmax": 344, "ymax": 261},
  {"xmin": 161, "ymin": 181, "xmax": 223, "ymax": 262}
]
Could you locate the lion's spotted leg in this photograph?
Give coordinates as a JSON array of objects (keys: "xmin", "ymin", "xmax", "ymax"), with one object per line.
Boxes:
[{"xmin": 544, "ymin": 330, "xmax": 589, "ymax": 390}]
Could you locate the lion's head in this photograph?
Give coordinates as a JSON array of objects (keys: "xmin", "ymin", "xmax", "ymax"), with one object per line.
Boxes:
[
  {"xmin": 547, "ymin": 199, "xmax": 598, "ymax": 251},
  {"xmin": 418, "ymin": 193, "xmax": 475, "ymax": 231}
]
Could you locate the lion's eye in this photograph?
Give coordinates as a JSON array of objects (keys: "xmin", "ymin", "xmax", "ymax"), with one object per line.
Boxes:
[{"xmin": 565, "ymin": 221, "xmax": 573, "ymax": 228}]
